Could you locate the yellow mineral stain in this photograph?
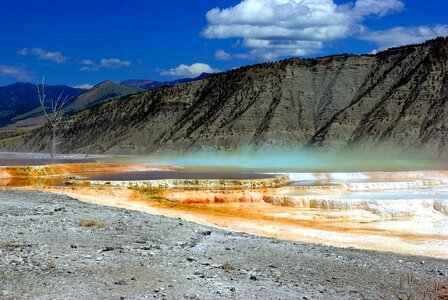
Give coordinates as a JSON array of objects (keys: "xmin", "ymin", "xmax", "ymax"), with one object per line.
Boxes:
[{"xmin": 5, "ymin": 163, "xmax": 448, "ymax": 259}]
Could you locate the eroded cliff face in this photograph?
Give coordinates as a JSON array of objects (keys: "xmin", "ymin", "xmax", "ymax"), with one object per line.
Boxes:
[
  {"xmin": 311, "ymin": 38, "xmax": 447, "ymax": 157},
  {"xmin": 4, "ymin": 38, "xmax": 447, "ymax": 158}
]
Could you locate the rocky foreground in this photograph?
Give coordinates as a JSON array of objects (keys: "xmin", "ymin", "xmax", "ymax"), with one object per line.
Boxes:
[{"xmin": 1, "ymin": 190, "xmax": 447, "ymax": 299}]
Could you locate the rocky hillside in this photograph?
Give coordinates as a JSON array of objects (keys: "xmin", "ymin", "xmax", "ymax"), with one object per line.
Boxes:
[{"xmin": 2, "ymin": 38, "xmax": 447, "ymax": 158}]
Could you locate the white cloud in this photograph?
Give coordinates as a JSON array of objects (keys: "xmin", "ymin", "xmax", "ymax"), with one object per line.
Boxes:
[
  {"xmin": 99, "ymin": 58, "xmax": 131, "ymax": 68},
  {"xmin": 215, "ymin": 49, "xmax": 252, "ymax": 60},
  {"xmin": 17, "ymin": 48, "xmax": 28, "ymax": 56},
  {"xmin": 203, "ymin": 0, "xmax": 406, "ymax": 59},
  {"xmin": 81, "ymin": 58, "xmax": 131, "ymax": 71},
  {"xmin": 72, "ymin": 83, "xmax": 94, "ymax": 89},
  {"xmin": 32, "ymin": 48, "xmax": 68, "ymax": 63},
  {"xmin": 0, "ymin": 64, "xmax": 33, "ymax": 81},
  {"xmin": 352, "ymin": 0, "xmax": 404, "ymax": 18},
  {"xmin": 81, "ymin": 59, "xmax": 94, "ymax": 65},
  {"xmin": 215, "ymin": 50, "xmax": 232, "ymax": 60},
  {"xmin": 160, "ymin": 63, "xmax": 219, "ymax": 78},
  {"xmin": 359, "ymin": 25, "xmax": 448, "ymax": 50},
  {"xmin": 17, "ymin": 47, "xmax": 68, "ymax": 63}
]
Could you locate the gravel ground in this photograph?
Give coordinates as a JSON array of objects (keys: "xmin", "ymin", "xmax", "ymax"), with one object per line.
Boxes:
[{"xmin": 1, "ymin": 190, "xmax": 447, "ymax": 299}]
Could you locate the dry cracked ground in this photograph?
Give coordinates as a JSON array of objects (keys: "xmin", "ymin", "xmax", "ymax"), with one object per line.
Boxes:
[{"xmin": 1, "ymin": 190, "xmax": 448, "ymax": 299}]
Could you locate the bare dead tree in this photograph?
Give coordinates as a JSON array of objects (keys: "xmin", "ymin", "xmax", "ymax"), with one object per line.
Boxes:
[{"xmin": 36, "ymin": 77, "xmax": 71, "ymax": 159}]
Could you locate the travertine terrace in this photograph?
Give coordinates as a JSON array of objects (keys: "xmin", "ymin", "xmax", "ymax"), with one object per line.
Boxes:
[{"xmin": 3, "ymin": 162, "xmax": 447, "ymax": 259}]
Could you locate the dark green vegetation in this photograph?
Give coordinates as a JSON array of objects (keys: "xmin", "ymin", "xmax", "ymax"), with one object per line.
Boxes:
[
  {"xmin": 0, "ymin": 83, "xmax": 85, "ymax": 127},
  {"xmin": 0, "ymin": 81, "xmax": 139, "ymax": 129},
  {"xmin": 0, "ymin": 38, "xmax": 447, "ymax": 158},
  {"xmin": 0, "ymin": 75, "xmax": 211, "ymax": 130}
]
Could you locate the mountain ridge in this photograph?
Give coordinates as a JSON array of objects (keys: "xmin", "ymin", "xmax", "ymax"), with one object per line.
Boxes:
[
  {"xmin": 64, "ymin": 81, "xmax": 140, "ymax": 114},
  {"xmin": 0, "ymin": 37, "xmax": 446, "ymax": 158},
  {"xmin": 0, "ymin": 83, "xmax": 85, "ymax": 127},
  {"xmin": 121, "ymin": 73, "xmax": 212, "ymax": 90},
  {"xmin": 1, "ymin": 81, "xmax": 139, "ymax": 129}
]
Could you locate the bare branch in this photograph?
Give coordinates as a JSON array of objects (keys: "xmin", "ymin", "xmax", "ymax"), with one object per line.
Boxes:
[
  {"xmin": 36, "ymin": 76, "xmax": 71, "ymax": 159},
  {"xmin": 54, "ymin": 91, "xmax": 64, "ymax": 113},
  {"xmin": 61, "ymin": 94, "xmax": 71, "ymax": 107},
  {"xmin": 42, "ymin": 77, "xmax": 46, "ymax": 108},
  {"xmin": 53, "ymin": 95, "xmax": 72, "ymax": 123},
  {"xmin": 37, "ymin": 78, "xmax": 51, "ymax": 123}
]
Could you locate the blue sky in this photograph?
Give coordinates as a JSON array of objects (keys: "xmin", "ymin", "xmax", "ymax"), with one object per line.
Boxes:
[{"xmin": 0, "ymin": 0, "xmax": 446, "ymax": 87}]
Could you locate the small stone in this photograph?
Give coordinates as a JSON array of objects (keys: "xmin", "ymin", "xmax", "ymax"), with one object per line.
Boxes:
[
  {"xmin": 114, "ymin": 280, "xmax": 127, "ymax": 286},
  {"xmin": 70, "ymin": 244, "xmax": 77, "ymax": 249},
  {"xmin": 194, "ymin": 271, "xmax": 205, "ymax": 278},
  {"xmin": 186, "ymin": 257, "xmax": 196, "ymax": 262},
  {"xmin": 222, "ymin": 263, "xmax": 234, "ymax": 270},
  {"xmin": 250, "ymin": 274, "xmax": 257, "ymax": 281},
  {"xmin": 420, "ymin": 261, "xmax": 425, "ymax": 264},
  {"xmin": 202, "ymin": 231, "xmax": 212, "ymax": 236}
]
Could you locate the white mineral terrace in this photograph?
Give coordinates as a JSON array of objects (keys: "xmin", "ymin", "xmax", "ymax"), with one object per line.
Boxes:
[
  {"xmin": 234, "ymin": 170, "xmax": 445, "ymax": 258},
  {"xmin": 15, "ymin": 168, "xmax": 448, "ymax": 259}
]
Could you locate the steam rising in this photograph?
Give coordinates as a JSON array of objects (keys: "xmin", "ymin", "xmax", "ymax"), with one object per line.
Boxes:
[{"xmin": 123, "ymin": 148, "xmax": 448, "ymax": 171}]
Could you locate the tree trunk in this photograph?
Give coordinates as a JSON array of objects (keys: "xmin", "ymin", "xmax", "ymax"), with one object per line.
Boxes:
[
  {"xmin": 50, "ymin": 126, "xmax": 57, "ymax": 159},
  {"xmin": 36, "ymin": 78, "xmax": 70, "ymax": 159}
]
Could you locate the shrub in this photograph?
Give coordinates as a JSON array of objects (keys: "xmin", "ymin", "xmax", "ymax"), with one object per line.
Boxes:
[{"xmin": 79, "ymin": 220, "xmax": 106, "ymax": 228}]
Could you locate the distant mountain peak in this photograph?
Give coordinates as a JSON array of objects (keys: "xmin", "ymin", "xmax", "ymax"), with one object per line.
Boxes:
[{"xmin": 64, "ymin": 81, "xmax": 140, "ymax": 113}]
